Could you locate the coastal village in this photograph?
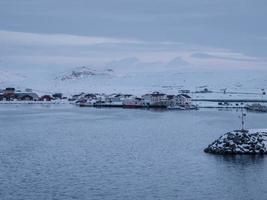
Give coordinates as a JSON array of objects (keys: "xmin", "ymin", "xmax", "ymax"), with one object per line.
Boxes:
[
  {"xmin": 0, "ymin": 87, "xmax": 196, "ymax": 110},
  {"xmin": 1, "ymin": 87, "xmax": 267, "ymax": 111}
]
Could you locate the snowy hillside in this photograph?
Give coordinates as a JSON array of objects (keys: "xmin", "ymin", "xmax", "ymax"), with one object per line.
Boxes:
[
  {"xmin": 51, "ymin": 67, "xmax": 267, "ymax": 97},
  {"xmin": 1, "ymin": 58, "xmax": 267, "ymax": 97},
  {"xmin": 0, "ymin": 70, "xmax": 27, "ymax": 87}
]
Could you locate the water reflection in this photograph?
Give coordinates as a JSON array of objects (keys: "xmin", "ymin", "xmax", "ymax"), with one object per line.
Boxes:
[{"xmin": 209, "ymin": 154, "xmax": 265, "ymax": 166}]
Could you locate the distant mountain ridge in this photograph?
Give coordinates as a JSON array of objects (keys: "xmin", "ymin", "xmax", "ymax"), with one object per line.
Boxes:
[{"xmin": 0, "ymin": 70, "xmax": 26, "ymax": 86}]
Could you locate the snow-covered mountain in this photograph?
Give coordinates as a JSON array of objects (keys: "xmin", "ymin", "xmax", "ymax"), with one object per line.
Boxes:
[
  {"xmin": 55, "ymin": 66, "xmax": 114, "ymax": 81},
  {"xmin": 1, "ymin": 58, "xmax": 267, "ymax": 97},
  {"xmin": 49, "ymin": 64, "xmax": 267, "ymax": 96}
]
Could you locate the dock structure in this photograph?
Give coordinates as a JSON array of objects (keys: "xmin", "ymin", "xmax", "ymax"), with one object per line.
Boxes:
[
  {"xmin": 193, "ymin": 99, "xmax": 267, "ymax": 103},
  {"xmin": 193, "ymin": 98, "xmax": 267, "ymax": 109}
]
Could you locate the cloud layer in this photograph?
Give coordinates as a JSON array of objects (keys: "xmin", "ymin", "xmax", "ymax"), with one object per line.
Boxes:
[
  {"xmin": 0, "ymin": 30, "xmax": 142, "ymax": 46},
  {"xmin": 1, "ymin": 30, "xmax": 267, "ymax": 73},
  {"xmin": 0, "ymin": 0, "xmax": 267, "ymax": 72}
]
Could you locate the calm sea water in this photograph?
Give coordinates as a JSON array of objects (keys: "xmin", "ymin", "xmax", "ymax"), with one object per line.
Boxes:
[{"xmin": 0, "ymin": 104, "xmax": 267, "ymax": 200}]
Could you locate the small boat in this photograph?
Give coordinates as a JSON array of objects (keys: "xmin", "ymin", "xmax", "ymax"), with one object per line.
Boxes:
[
  {"xmin": 167, "ymin": 104, "xmax": 198, "ymax": 110},
  {"xmin": 78, "ymin": 102, "xmax": 94, "ymax": 107},
  {"xmin": 167, "ymin": 105, "xmax": 186, "ymax": 110},
  {"xmin": 76, "ymin": 99, "xmax": 96, "ymax": 107}
]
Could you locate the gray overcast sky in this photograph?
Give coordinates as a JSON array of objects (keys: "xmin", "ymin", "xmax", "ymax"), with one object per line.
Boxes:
[{"xmin": 0, "ymin": 0, "xmax": 267, "ymax": 71}]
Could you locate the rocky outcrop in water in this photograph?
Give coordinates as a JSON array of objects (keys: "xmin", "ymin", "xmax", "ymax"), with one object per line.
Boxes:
[{"xmin": 204, "ymin": 129, "xmax": 267, "ymax": 154}]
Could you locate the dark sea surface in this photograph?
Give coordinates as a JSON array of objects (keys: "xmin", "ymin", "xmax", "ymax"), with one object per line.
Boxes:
[{"xmin": 0, "ymin": 104, "xmax": 267, "ymax": 200}]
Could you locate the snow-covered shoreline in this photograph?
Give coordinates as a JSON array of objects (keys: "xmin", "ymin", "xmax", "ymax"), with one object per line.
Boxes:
[{"xmin": 0, "ymin": 100, "xmax": 67, "ymax": 105}]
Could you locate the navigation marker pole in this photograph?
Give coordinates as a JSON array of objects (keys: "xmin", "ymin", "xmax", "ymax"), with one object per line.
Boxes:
[{"xmin": 239, "ymin": 107, "xmax": 246, "ymax": 131}]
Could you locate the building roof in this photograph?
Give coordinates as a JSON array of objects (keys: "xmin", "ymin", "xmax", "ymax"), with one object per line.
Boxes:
[
  {"xmin": 5, "ymin": 87, "xmax": 15, "ymax": 91},
  {"xmin": 167, "ymin": 95, "xmax": 175, "ymax": 99},
  {"xmin": 84, "ymin": 93, "xmax": 97, "ymax": 98},
  {"xmin": 151, "ymin": 91, "xmax": 166, "ymax": 96},
  {"xmin": 178, "ymin": 94, "xmax": 191, "ymax": 98},
  {"xmin": 16, "ymin": 93, "xmax": 39, "ymax": 99}
]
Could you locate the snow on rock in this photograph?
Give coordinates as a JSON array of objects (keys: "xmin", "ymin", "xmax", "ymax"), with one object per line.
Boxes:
[
  {"xmin": 55, "ymin": 66, "xmax": 114, "ymax": 81},
  {"xmin": 204, "ymin": 129, "xmax": 267, "ymax": 154}
]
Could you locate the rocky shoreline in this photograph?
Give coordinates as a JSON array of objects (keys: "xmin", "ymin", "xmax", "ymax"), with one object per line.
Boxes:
[{"xmin": 204, "ymin": 129, "xmax": 267, "ymax": 155}]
